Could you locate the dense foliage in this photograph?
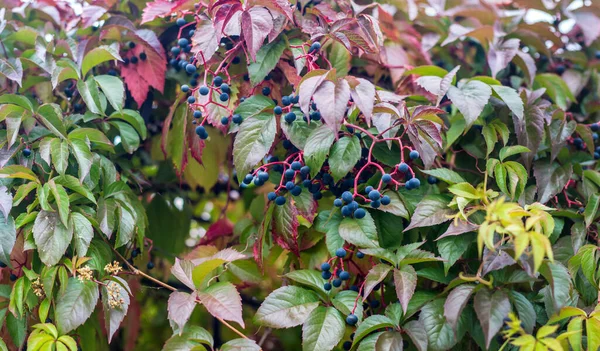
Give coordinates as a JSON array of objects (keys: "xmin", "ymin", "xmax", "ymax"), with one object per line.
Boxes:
[{"xmin": 2, "ymin": 0, "xmax": 600, "ymax": 350}]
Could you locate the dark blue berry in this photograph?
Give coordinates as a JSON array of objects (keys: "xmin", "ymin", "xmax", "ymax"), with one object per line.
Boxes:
[
  {"xmin": 368, "ymin": 190, "xmax": 381, "ymax": 201},
  {"xmin": 409, "ymin": 150, "xmax": 420, "ymax": 160},
  {"xmin": 324, "ymin": 282, "xmax": 332, "ymax": 291},
  {"xmin": 365, "ymin": 186, "xmax": 373, "ymax": 194},
  {"xmin": 310, "ymin": 111, "xmax": 321, "ymax": 121},
  {"xmin": 213, "ymin": 76, "xmax": 223, "ymax": 86},
  {"xmin": 181, "ymin": 84, "xmax": 190, "ymax": 93},
  {"xmin": 281, "ymin": 96, "xmax": 291, "ymax": 106},
  {"xmin": 219, "ymin": 93, "xmax": 229, "ymax": 102},
  {"xmin": 370, "ymin": 200, "xmax": 381, "ymax": 208},
  {"xmin": 343, "ymin": 341, "xmax": 352, "ymax": 350},
  {"xmin": 332, "ymin": 279, "xmax": 342, "ymax": 287},
  {"xmin": 274, "ymin": 106, "xmax": 283, "ymax": 115},
  {"xmin": 428, "ymin": 176, "xmax": 438, "ymax": 184},
  {"xmin": 178, "ymin": 38, "xmax": 189, "ymax": 46},
  {"xmin": 23, "ymin": 148, "xmax": 31, "ymax": 157},
  {"xmin": 232, "ymin": 114, "xmax": 243, "ymax": 124},
  {"xmin": 334, "ymin": 198, "xmax": 343, "ymax": 207},
  {"xmin": 221, "ymin": 117, "xmax": 229, "ymax": 125},
  {"xmin": 284, "ymin": 169, "xmax": 295, "ymax": 180},
  {"xmin": 341, "ymin": 206, "xmax": 352, "ymax": 217},
  {"xmin": 356, "ymin": 252, "xmax": 365, "ymax": 259},
  {"xmin": 380, "ymin": 195, "xmax": 391, "ymax": 205},
  {"xmin": 342, "ymin": 191, "xmax": 354, "ymax": 203},
  {"xmin": 258, "ymin": 171, "xmax": 269, "ymax": 182},
  {"xmin": 291, "ymin": 186, "xmax": 302, "ymax": 196},
  {"xmin": 220, "ymin": 83, "xmax": 230, "ymax": 93},
  {"xmin": 592, "ymin": 123, "xmax": 599, "ymax": 132},
  {"xmin": 313, "ymin": 192, "xmax": 322, "ymax": 200},
  {"xmin": 147, "ymin": 262, "xmax": 155, "ymax": 270},
  {"xmin": 309, "ymin": 42, "xmax": 321, "ymax": 53},
  {"xmin": 284, "ymin": 112, "xmax": 296, "ymax": 123},
  {"xmin": 354, "ymin": 208, "xmax": 366, "ymax": 219},
  {"xmin": 176, "ymin": 18, "xmax": 186, "ymax": 26},
  {"xmin": 398, "ymin": 162, "xmax": 409, "ymax": 173},
  {"xmin": 128, "ymin": 41, "xmax": 136, "ymax": 49},
  {"xmin": 300, "ymin": 166, "xmax": 310, "ymax": 175},
  {"xmin": 267, "ymin": 192, "xmax": 277, "ymax": 201},
  {"xmin": 339, "ymin": 271, "xmax": 350, "ymax": 280},
  {"xmin": 199, "ymin": 86, "xmax": 209, "ymax": 95},
  {"xmin": 346, "ymin": 314, "xmax": 358, "ymax": 325},
  {"xmin": 382, "ymin": 174, "xmax": 392, "ymax": 183},
  {"xmin": 262, "ymin": 87, "xmax": 271, "ymax": 95},
  {"xmin": 171, "ymin": 47, "xmax": 181, "ymax": 55},
  {"xmin": 139, "ymin": 52, "xmax": 147, "ymax": 60},
  {"xmin": 130, "ymin": 56, "xmax": 138, "ymax": 64},
  {"xmin": 275, "ymin": 196, "xmax": 286, "ymax": 206},
  {"xmin": 322, "ymin": 271, "xmax": 332, "ymax": 279},
  {"xmin": 243, "ymin": 174, "xmax": 254, "ymax": 184},
  {"xmin": 336, "ymin": 248, "xmax": 347, "ymax": 258},
  {"xmin": 187, "ymin": 96, "xmax": 196, "ymax": 104},
  {"xmin": 321, "ymin": 262, "xmax": 331, "ymax": 271},
  {"xmin": 285, "ymin": 181, "xmax": 295, "ymax": 190},
  {"xmin": 195, "ymin": 126, "xmax": 208, "ymax": 139}
]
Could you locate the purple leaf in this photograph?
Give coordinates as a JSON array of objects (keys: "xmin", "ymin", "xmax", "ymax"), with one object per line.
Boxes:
[
  {"xmin": 171, "ymin": 258, "xmax": 196, "ymax": 290},
  {"xmin": 168, "ymin": 291, "xmax": 198, "ymax": 335},
  {"xmin": 242, "ymin": 7, "xmax": 274, "ymax": 61},
  {"xmin": 444, "ymin": 284, "xmax": 475, "ymax": 331},
  {"xmin": 298, "ymin": 69, "xmax": 330, "ymax": 116},
  {"xmin": 347, "ymin": 76, "xmax": 375, "ymax": 125},
  {"xmin": 191, "ymin": 21, "xmax": 222, "ymax": 62},
  {"xmin": 393, "ymin": 265, "xmax": 417, "ymax": 313},
  {"xmin": 487, "ymin": 38, "xmax": 520, "ymax": 79},
  {"xmin": 313, "ymin": 78, "xmax": 350, "ymax": 132}
]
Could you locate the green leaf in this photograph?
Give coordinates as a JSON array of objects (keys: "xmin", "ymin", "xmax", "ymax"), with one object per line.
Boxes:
[
  {"xmin": 499, "ymin": 145, "xmax": 531, "ymax": 162},
  {"xmin": 404, "ymin": 195, "xmax": 452, "ymax": 231},
  {"xmin": 491, "ymin": 85, "xmax": 524, "ymax": 120},
  {"xmin": 50, "ymin": 138, "xmax": 69, "ymax": 175},
  {"xmin": 403, "ymin": 320, "xmax": 428, "ymax": 351},
  {"xmin": 37, "ymin": 103, "xmax": 67, "ymax": 138},
  {"xmin": 110, "ymin": 121, "xmax": 140, "ymax": 153},
  {"xmin": 163, "ymin": 326, "xmax": 213, "ymax": 350},
  {"xmin": 81, "ymin": 44, "xmax": 121, "ymax": 77},
  {"xmin": 233, "ymin": 112, "xmax": 277, "ymax": 180},
  {"xmin": 473, "ymin": 289, "xmax": 511, "ymax": 349},
  {"xmin": 94, "ymin": 75, "xmax": 124, "ymax": 111},
  {"xmin": 421, "ymin": 168, "xmax": 466, "ymax": 184},
  {"xmin": 331, "ymin": 290, "xmax": 364, "ymax": 323},
  {"xmin": 6, "ymin": 313, "xmax": 26, "ymax": 349},
  {"xmin": 254, "ymin": 286, "xmax": 321, "ymax": 328},
  {"xmin": 33, "ymin": 210, "xmax": 73, "ymax": 266},
  {"xmin": 233, "ymin": 95, "xmax": 275, "ymax": 122},
  {"xmin": 289, "ymin": 38, "xmax": 307, "ymax": 75},
  {"xmin": 0, "ymin": 213, "xmax": 16, "ymax": 268},
  {"xmin": 446, "ymin": 80, "xmax": 492, "ymax": 127},
  {"xmin": 352, "ymin": 315, "xmax": 395, "ymax": 347},
  {"xmin": 68, "ymin": 128, "xmax": 114, "ymax": 152},
  {"xmin": 357, "ymin": 332, "xmax": 385, "ymax": 351},
  {"xmin": 285, "ymin": 270, "xmax": 328, "ymax": 296},
  {"xmin": 586, "ymin": 318, "xmax": 600, "ymax": 351},
  {"xmin": 69, "ymin": 139, "xmax": 93, "ymax": 182},
  {"xmin": 70, "ymin": 212, "xmax": 93, "ymax": 257},
  {"xmin": 53, "ymin": 175, "xmax": 96, "ymax": 204},
  {"xmin": 509, "ymin": 291, "xmax": 536, "ymax": 334},
  {"xmin": 220, "ymin": 338, "xmax": 261, "ymax": 351},
  {"xmin": 393, "ymin": 265, "xmax": 417, "ymax": 313},
  {"xmin": 302, "ymin": 306, "xmax": 345, "ymax": 351},
  {"xmin": 372, "ymin": 210, "xmax": 404, "ymax": 250},
  {"xmin": 168, "ymin": 104, "xmax": 188, "ymax": 176},
  {"xmin": 115, "ymin": 204, "xmax": 135, "ymax": 248},
  {"xmin": 248, "ymin": 39, "xmax": 286, "ymax": 87},
  {"xmin": 328, "ymin": 135, "xmax": 361, "ymax": 182},
  {"xmin": 329, "ymin": 41, "xmax": 351, "ymax": 77},
  {"xmin": 48, "ymin": 180, "xmax": 70, "ymax": 227},
  {"xmin": 437, "ymin": 233, "xmax": 474, "ymax": 275},
  {"xmin": 280, "ymin": 118, "xmax": 319, "ymax": 150},
  {"xmin": 108, "ymin": 110, "xmax": 147, "ymax": 140},
  {"xmin": 533, "ymin": 73, "xmax": 576, "ymax": 110},
  {"xmin": 56, "ymin": 278, "xmax": 99, "ymax": 334},
  {"xmin": 584, "ymin": 193, "xmax": 600, "ymax": 227},
  {"xmin": 338, "ymin": 211, "xmax": 379, "ymax": 248},
  {"xmin": 77, "ymin": 78, "xmax": 103, "ymax": 114},
  {"xmin": 304, "ymin": 125, "xmax": 335, "ymax": 178},
  {"xmin": 419, "ymin": 299, "xmax": 457, "ymax": 351}
]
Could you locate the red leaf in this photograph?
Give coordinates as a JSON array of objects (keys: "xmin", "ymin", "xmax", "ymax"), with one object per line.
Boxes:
[
  {"xmin": 191, "ymin": 21, "xmax": 222, "ymax": 62},
  {"xmin": 241, "ymin": 7, "xmax": 274, "ymax": 61},
  {"xmin": 278, "ymin": 61, "xmax": 301, "ymax": 87},
  {"xmin": 200, "ymin": 218, "xmax": 234, "ymax": 245},
  {"xmin": 197, "ymin": 282, "xmax": 245, "ymax": 328},
  {"xmin": 272, "ymin": 196, "xmax": 300, "ymax": 255},
  {"xmin": 141, "ymin": 0, "xmax": 193, "ymax": 24},
  {"xmin": 120, "ymin": 42, "xmax": 166, "ymax": 106}
]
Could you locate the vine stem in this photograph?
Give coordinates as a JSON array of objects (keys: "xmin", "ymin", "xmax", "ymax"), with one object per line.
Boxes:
[{"xmin": 109, "ymin": 244, "xmax": 249, "ymax": 340}]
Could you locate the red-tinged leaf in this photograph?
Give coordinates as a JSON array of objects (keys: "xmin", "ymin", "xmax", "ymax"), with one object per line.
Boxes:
[
  {"xmin": 437, "ymin": 220, "xmax": 479, "ymax": 240},
  {"xmin": 134, "ymin": 29, "xmax": 167, "ymax": 57},
  {"xmin": 474, "ymin": 289, "xmax": 511, "ymax": 349},
  {"xmin": 298, "ymin": 69, "xmax": 330, "ymax": 115},
  {"xmin": 313, "ymin": 78, "xmax": 350, "ymax": 133},
  {"xmin": 272, "ymin": 195, "xmax": 300, "ymax": 255},
  {"xmin": 292, "ymin": 190, "xmax": 318, "ymax": 224},
  {"xmin": 198, "ymin": 282, "xmax": 245, "ymax": 328},
  {"xmin": 347, "ymin": 76, "xmax": 375, "ymax": 125},
  {"xmin": 357, "ymin": 14, "xmax": 383, "ymax": 52},
  {"xmin": 381, "ymin": 43, "xmax": 409, "ymax": 85},
  {"xmin": 487, "ymin": 38, "xmax": 520, "ymax": 79},
  {"xmin": 278, "ymin": 61, "xmax": 301, "ymax": 86},
  {"xmin": 120, "ymin": 43, "xmax": 166, "ymax": 106},
  {"xmin": 161, "ymin": 99, "xmax": 182, "ymax": 159},
  {"xmin": 242, "ymin": 7, "xmax": 275, "ymax": 61},
  {"xmin": 168, "ymin": 291, "xmax": 197, "ymax": 335},
  {"xmin": 393, "ymin": 265, "xmax": 417, "ymax": 313},
  {"xmin": 255, "ymin": 203, "xmax": 274, "ymax": 270},
  {"xmin": 81, "ymin": 5, "xmax": 107, "ymax": 29},
  {"xmin": 141, "ymin": 0, "xmax": 193, "ymax": 24},
  {"xmin": 171, "ymin": 258, "xmax": 196, "ymax": 290},
  {"xmin": 444, "ymin": 284, "xmax": 475, "ymax": 331},
  {"xmin": 250, "ymin": 0, "xmax": 293, "ymax": 21},
  {"xmin": 407, "ymin": 119, "xmax": 442, "ymax": 169},
  {"xmin": 186, "ymin": 108, "xmax": 206, "ymax": 164},
  {"xmin": 362, "ymin": 264, "xmax": 392, "ymax": 301},
  {"xmin": 191, "ymin": 21, "xmax": 222, "ymax": 62},
  {"xmin": 200, "ymin": 218, "xmax": 234, "ymax": 245}
]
